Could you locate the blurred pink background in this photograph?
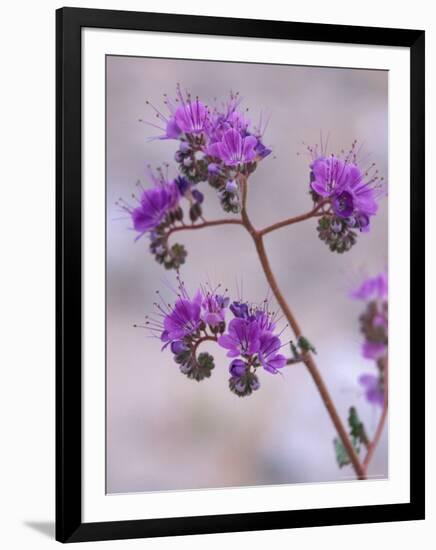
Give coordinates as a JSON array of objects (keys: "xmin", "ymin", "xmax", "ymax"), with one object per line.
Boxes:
[{"xmin": 106, "ymin": 56, "xmax": 388, "ymax": 494}]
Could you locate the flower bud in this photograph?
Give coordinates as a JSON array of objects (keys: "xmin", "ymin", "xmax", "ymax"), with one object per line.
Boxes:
[
  {"xmin": 179, "ymin": 141, "xmax": 190, "ymax": 153},
  {"xmin": 356, "ymin": 212, "xmax": 370, "ymax": 232},
  {"xmin": 171, "ymin": 340, "xmax": 188, "ymax": 355},
  {"xmin": 194, "ymin": 150, "xmax": 205, "ymax": 161},
  {"xmin": 208, "ymin": 163, "xmax": 220, "ymax": 175},
  {"xmin": 229, "ymin": 359, "xmax": 246, "ymax": 377},
  {"xmin": 229, "ymin": 371, "xmax": 260, "ymax": 397},
  {"xmin": 225, "ymin": 180, "xmax": 238, "ymax": 194},
  {"xmin": 189, "ymin": 202, "xmax": 202, "ymax": 222},
  {"xmin": 191, "ymin": 189, "xmax": 204, "ymax": 204},
  {"xmin": 230, "ymin": 301, "xmax": 249, "ymax": 319},
  {"xmin": 331, "ymin": 219, "xmax": 342, "ymax": 233}
]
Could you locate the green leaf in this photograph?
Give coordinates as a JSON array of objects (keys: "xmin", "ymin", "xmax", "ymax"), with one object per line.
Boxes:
[
  {"xmin": 297, "ymin": 336, "xmax": 317, "ymax": 354},
  {"xmin": 333, "ymin": 406, "xmax": 370, "ymax": 469},
  {"xmin": 348, "ymin": 407, "xmax": 369, "ymax": 449},
  {"xmin": 333, "ymin": 438, "xmax": 351, "ymax": 468}
]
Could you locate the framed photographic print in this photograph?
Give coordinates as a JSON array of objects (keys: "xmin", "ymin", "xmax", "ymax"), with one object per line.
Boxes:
[{"xmin": 56, "ymin": 7, "xmax": 425, "ymax": 543}]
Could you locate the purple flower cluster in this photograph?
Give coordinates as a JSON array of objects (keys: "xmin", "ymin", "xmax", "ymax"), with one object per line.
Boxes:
[
  {"xmin": 119, "ymin": 169, "xmax": 207, "ymax": 270},
  {"xmin": 145, "ymin": 280, "xmax": 230, "ymax": 382},
  {"xmin": 159, "ymin": 286, "xmax": 228, "ymax": 349},
  {"xmin": 145, "ymin": 87, "xmax": 271, "ymax": 213},
  {"xmin": 306, "ymin": 141, "xmax": 386, "ymax": 253},
  {"xmin": 309, "ymin": 141, "xmax": 385, "ymax": 233},
  {"xmin": 145, "ymin": 279, "xmax": 289, "ymax": 396},
  {"xmin": 351, "ymin": 272, "xmax": 388, "ymax": 407},
  {"xmin": 159, "ymin": 87, "xmax": 270, "ymax": 164},
  {"xmin": 161, "ymin": 291, "xmax": 203, "ymax": 345},
  {"xmin": 218, "ymin": 300, "xmax": 287, "ymax": 396}
]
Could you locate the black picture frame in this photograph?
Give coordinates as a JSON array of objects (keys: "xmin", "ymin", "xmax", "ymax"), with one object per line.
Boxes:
[{"xmin": 56, "ymin": 6, "xmax": 425, "ymax": 543}]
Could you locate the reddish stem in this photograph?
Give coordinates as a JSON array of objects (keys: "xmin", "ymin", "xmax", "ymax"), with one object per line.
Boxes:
[
  {"xmin": 259, "ymin": 200, "xmax": 328, "ymax": 236},
  {"xmin": 168, "ymin": 218, "xmax": 242, "ymax": 238},
  {"xmin": 362, "ymin": 356, "xmax": 389, "ymax": 472}
]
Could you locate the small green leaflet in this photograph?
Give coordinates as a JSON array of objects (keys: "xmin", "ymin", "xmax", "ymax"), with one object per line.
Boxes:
[
  {"xmin": 348, "ymin": 406, "xmax": 369, "ymax": 450},
  {"xmin": 297, "ymin": 336, "xmax": 317, "ymax": 354},
  {"xmin": 333, "ymin": 406, "xmax": 369, "ymax": 469},
  {"xmin": 333, "ymin": 437, "xmax": 352, "ymax": 468}
]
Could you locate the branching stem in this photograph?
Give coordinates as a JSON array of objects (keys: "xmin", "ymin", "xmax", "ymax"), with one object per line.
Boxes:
[
  {"xmin": 162, "ymin": 176, "xmax": 387, "ymax": 480},
  {"xmin": 260, "ymin": 199, "xmax": 329, "ymax": 236},
  {"xmin": 191, "ymin": 335, "xmax": 219, "ymax": 369}
]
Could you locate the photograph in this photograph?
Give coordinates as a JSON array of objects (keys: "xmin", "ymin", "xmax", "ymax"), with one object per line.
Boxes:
[
  {"xmin": 0, "ymin": 2, "xmax": 428, "ymax": 548},
  {"xmin": 106, "ymin": 55, "xmax": 389, "ymax": 494}
]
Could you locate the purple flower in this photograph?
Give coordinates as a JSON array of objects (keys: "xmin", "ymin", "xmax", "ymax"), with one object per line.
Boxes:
[
  {"xmin": 362, "ymin": 341, "xmax": 387, "ymax": 360},
  {"xmin": 257, "ymin": 332, "xmax": 287, "ymax": 374},
  {"xmin": 218, "ymin": 318, "xmax": 261, "ymax": 358},
  {"xmin": 121, "ymin": 180, "xmax": 180, "ymax": 237},
  {"xmin": 207, "ymin": 95, "xmax": 247, "ymax": 141},
  {"xmin": 255, "ymin": 141, "xmax": 272, "ymax": 159},
  {"xmin": 208, "ymin": 128, "xmax": 258, "ymax": 166},
  {"xmin": 359, "ymin": 374, "xmax": 384, "ymax": 407},
  {"xmin": 164, "ymin": 117, "xmax": 182, "ymax": 139},
  {"xmin": 204, "ymin": 93, "xmax": 272, "ymax": 166},
  {"xmin": 174, "ymin": 99, "xmax": 209, "ymax": 135},
  {"xmin": 310, "ymin": 153, "xmax": 384, "ymax": 230},
  {"xmin": 144, "ymin": 85, "xmax": 210, "ymax": 140},
  {"xmin": 351, "ymin": 272, "xmax": 388, "ymax": 301},
  {"xmin": 144, "ymin": 89, "xmax": 273, "ymax": 170},
  {"xmin": 219, "ymin": 300, "xmax": 286, "ymax": 375},
  {"xmin": 252, "ymin": 309, "xmax": 276, "ymax": 333},
  {"xmin": 332, "ymin": 190, "xmax": 354, "ymax": 218},
  {"xmin": 201, "ymin": 293, "xmax": 229, "ymax": 328},
  {"xmin": 345, "ymin": 164, "xmax": 379, "ymax": 218},
  {"xmin": 310, "ymin": 156, "xmax": 350, "ymax": 197},
  {"xmin": 161, "ymin": 292, "xmax": 203, "ymax": 343}
]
